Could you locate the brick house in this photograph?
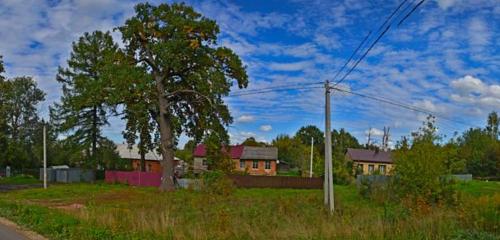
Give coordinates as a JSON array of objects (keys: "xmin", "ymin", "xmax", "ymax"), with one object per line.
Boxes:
[
  {"xmin": 193, "ymin": 144, "xmax": 278, "ymax": 176},
  {"xmin": 345, "ymin": 148, "xmax": 393, "ymax": 175},
  {"xmin": 116, "ymin": 144, "xmax": 184, "ymax": 173}
]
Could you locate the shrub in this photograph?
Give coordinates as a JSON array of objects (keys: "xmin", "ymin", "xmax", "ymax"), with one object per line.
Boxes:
[
  {"xmin": 201, "ymin": 170, "xmax": 234, "ymax": 196},
  {"xmin": 391, "ymin": 116, "xmax": 458, "ymax": 206}
]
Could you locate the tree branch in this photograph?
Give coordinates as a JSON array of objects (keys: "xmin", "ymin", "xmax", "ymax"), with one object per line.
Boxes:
[{"xmin": 165, "ymin": 89, "xmax": 212, "ymax": 106}]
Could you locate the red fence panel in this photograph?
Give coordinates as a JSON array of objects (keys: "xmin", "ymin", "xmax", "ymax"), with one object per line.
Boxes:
[{"xmin": 105, "ymin": 171, "xmax": 161, "ymax": 187}]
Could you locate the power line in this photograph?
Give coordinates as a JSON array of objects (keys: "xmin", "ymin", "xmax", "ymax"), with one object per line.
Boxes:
[
  {"xmin": 229, "ymin": 85, "xmax": 323, "ymax": 97},
  {"xmin": 333, "ymin": 24, "xmax": 391, "ymax": 87},
  {"xmin": 231, "ymin": 81, "xmax": 323, "ymax": 95},
  {"xmin": 398, "ymin": 0, "xmax": 426, "ymax": 27},
  {"xmin": 332, "ymin": 0, "xmax": 426, "ymax": 86},
  {"xmin": 331, "ymin": 86, "xmax": 480, "ymax": 128},
  {"xmin": 331, "ymin": 0, "xmax": 410, "ymax": 85},
  {"xmin": 330, "ymin": 31, "xmax": 372, "ymax": 82}
]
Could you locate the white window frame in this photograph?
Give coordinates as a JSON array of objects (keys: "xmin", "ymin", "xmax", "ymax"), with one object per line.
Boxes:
[
  {"xmin": 252, "ymin": 160, "xmax": 258, "ymax": 169},
  {"xmin": 379, "ymin": 165, "xmax": 386, "ymax": 174},
  {"xmin": 265, "ymin": 160, "xmax": 271, "ymax": 170},
  {"xmin": 240, "ymin": 160, "xmax": 245, "ymax": 169},
  {"xmin": 368, "ymin": 164, "xmax": 374, "ymax": 174}
]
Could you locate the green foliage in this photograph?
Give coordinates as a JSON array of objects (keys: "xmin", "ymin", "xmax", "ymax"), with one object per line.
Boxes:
[
  {"xmin": 51, "ymin": 31, "xmax": 119, "ymax": 169},
  {"xmin": 295, "ymin": 125, "xmax": 324, "ymax": 153},
  {"xmin": 271, "ymin": 127, "xmax": 360, "ymax": 181},
  {"xmin": 0, "ymin": 183, "xmax": 497, "ymax": 239},
  {"xmin": 175, "ymin": 140, "xmax": 196, "ymax": 167},
  {"xmin": 392, "ymin": 115, "xmax": 458, "ymax": 205},
  {"xmin": 0, "ymin": 175, "xmax": 39, "ymax": 185},
  {"xmin": 0, "ymin": 77, "xmax": 46, "ymax": 169},
  {"xmin": 272, "ymin": 134, "xmax": 310, "ymax": 169},
  {"xmin": 201, "ymin": 170, "xmax": 234, "ymax": 196},
  {"xmin": 97, "ymin": 138, "xmax": 126, "ymax": 170},
  {"xmin": 241, "ymin": 137, "xmax": 267, "ymax": 146},
  {"xmin": 204, "ymin": 133, "xmax": 233, "ymax": 173},
  {"xmin": 109, "ymin": 2, "xmax": 248, "ymax": 189},
  {"xmin": 458, "ymin": 126, "xmax": 499, "ymax": 177},
  {"xmin": 486, "ymin": 111, "xmax": 499, "ymax": 139},
  {"xmin": 452, "ymin": 230, "xmax": 498, "ymax": 240}
]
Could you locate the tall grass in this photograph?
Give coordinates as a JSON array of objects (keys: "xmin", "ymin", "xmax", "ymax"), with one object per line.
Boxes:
[{"xmin": 0, "ymin": 183, "xmax": 498, "ymax": 239}]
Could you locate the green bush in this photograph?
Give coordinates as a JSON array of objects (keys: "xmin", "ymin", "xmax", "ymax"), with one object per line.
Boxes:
[{"xmin": 201, "ymin": 170, "xmax": 234, "ymax": 196}]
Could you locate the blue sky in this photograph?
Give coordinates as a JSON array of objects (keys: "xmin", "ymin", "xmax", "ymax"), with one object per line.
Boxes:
[{"xmin": 0, "ymin": 0, "xmax": 498, "ymax": 148}]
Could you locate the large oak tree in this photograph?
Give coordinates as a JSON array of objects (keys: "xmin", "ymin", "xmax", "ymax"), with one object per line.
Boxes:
[{"xmin": 115, "ymin": 3, "xmax": 248, "ymax": 190}]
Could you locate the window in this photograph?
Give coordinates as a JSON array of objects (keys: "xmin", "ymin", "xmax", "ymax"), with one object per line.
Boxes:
[
  {"xmin": 252, "ymin": 160, "xmax": 259, "ymax": 169},
  {"xmin": 147, "ymin": 163, "xmax": 152, "ymax": 172},
  {"xmin": 368, "ymin": 165, "xmax": 374, "ymax": 174},
  {"xmin": 358, "ymin": 164, "xmax": 364, "ymax": 171},
  {"xmin": 240, "ymin": 160, "xmax": 245, "ymax": 169},
  {"xmin": 202, "ymin": 159, "xmax": 208, "ymax": 166},
  {"xmin": 265, "ymin": 160, "xmax": 271, "ymax": 170},
  {"xmin": 379, "ymin": 165, "xmax": 386, "ymax": 174}
]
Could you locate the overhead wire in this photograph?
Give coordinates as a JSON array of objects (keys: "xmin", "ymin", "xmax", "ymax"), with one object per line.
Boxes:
[
  {"xmin": 331, "ymin": 86, "xmax": 480, "ymax": 128},
  {"xmin": 332, "ymin": 0, "xmax": 426, "ymax": 87},
  {"xmin": 230, "ymin": 81, "xmax": 323, "ymax": 95},
  {"xmin": 229, "ymin": 85, "xmax": 323, "ymax": 97}
]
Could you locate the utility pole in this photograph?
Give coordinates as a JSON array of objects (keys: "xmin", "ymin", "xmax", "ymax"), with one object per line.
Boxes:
[
  {"xmin": 309, "ymin": 137, "xmax": 314, "ymax": 178},
  {"xmin": 43, "ymin": 121, "xmax": 47, "ymax": 189},
  {"xmin": 324, "ymin": 80, "xmax": 334, "ymax": 212}
]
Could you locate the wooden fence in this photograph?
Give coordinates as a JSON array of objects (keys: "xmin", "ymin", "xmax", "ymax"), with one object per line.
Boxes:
[
  {"xmin": 105, "ymin": 171, "xmax": 161, "ymax": 187},
  {"xmin": 229, "ymin": 175, "xmax": 323, "ymax": 189}
]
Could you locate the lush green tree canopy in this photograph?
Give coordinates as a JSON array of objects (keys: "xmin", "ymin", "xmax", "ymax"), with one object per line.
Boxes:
[
  {"xmin": 0, "ymin": 77, "xmax": 45, "ymax": 168},
  {"xmin": 241, "ymin": 137, "xmax": 267, "ymax": 147},
  {"xmin": 51, "ymin": 31, "xmax": 119, "ymax": 169},
  {"xmin": 115, "ymin": 3, "xmax": 248, "ymax": 190}
]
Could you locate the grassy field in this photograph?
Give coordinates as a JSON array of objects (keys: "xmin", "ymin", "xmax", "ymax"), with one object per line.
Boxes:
[
  {"xmin": 0, "ymin": 180, "xmax": 498, "ymax": 240},
  {"xmin": 0, "ymin": 175, "xmax": 40, "ymax": 185}
]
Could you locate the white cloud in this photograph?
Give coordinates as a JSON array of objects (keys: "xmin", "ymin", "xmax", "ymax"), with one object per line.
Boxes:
[
  {"xmin": 413, "ymin": 99, "xmax": 446, "ymax": 114},
  {"xmin": 259, "ymin": 125, "xmax": 272, "ymax": 132},
  {"xmin": 435, "ymin": 0, "xmax": 459, "ymax": 10},
  {"xmin": 239, "ymin": 131, "xmax": 256, "ymax": 138},
  {"xmin": 451, "ymin": 75, "xmax": 486, "ymax": 94},
  {"xmin": 235, "ymin": 115, "xmax": 255, "ymax": 123},
  {"xmin": 267, "ymin": 60, "xmax": 314, "ymax": 72},
  {"xmin": 314, "ymin": 33, "xmax": 341, "ymax": 49},
  {"xmin": 365, "ymin": 128, "xmax": 384, "ymax": 137},
  {"xmin": 450, "ymin": 75, "xmax": 500, "ymax": 111},
  {"xmin": 468, "ymin": 18, "xmax": 491, "ymax": 47}
]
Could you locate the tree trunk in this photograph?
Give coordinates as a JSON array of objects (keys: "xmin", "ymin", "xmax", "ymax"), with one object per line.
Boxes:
[
  {"xmin": 140, "ymin": 150, "xmax": 146, "ymax": 172},
  {"xmin": 91, "ymin": 106, "xmax": 98, "ymax": 169},
  {"xmin": 155, "ymin": 75, "xmax": 176, "ymax": 191}
]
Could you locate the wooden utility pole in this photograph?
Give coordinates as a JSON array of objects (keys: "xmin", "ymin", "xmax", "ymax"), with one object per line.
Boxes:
[
  {"xmin": 43, "ymin": 122, "xmax": 47, "ymax": 189},
  {"xmin": 324, "ymin": 80, "xmax": 334, "ymax": 212}
]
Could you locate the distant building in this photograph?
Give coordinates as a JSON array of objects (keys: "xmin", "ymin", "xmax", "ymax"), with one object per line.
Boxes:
[
  {"xmin": 345, "ymin": 148, "xmax": 393, "ymax": 175},
  {"xmin": 193, "ymin": 144, "xmax": 278, "ymax": 176},
  {"xmin": 116, "ymin": 144, "xmax": 184, "ymax": 174}
]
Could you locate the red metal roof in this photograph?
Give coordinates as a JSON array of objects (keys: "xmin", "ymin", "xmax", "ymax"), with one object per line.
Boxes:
[
  {"xmin": 346, "ymin": 148, "xmax": 393, "ymax": 164},
  {"xmin": 193, "ymin": 144, "xmax": 244, "ymax": 159}
]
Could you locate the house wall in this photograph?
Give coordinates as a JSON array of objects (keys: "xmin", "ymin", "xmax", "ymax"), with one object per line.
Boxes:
[
  {"xmin": 131, "ymin": 160, "xmax": 162, "ymax": 173},
  {"xmin": 234, "ymin": 159, "xmax": 277, "ymax": 176},
  {"xmin": 193, "ymin": 157, "xmax": 208, "ymax": 173},
  {"xmin": 193, "ymin": 157, "xmax": 277, "ymax": 176},
  {"xmin": 353, "ymin": 161, "xmax": 393, "ymax": 175}
]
